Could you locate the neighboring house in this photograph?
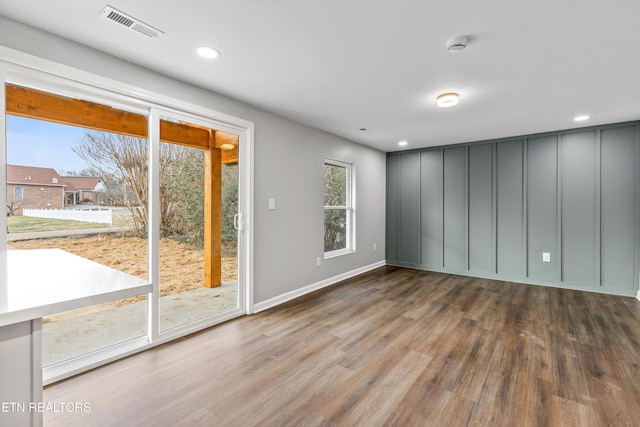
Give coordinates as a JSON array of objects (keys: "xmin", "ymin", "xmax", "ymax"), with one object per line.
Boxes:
[
  {"xmin": 6, "ymin": 164, "xmax": 66, "ymax": 214},
  {"xmin": 62, "ymin": 176, "xmax": 108, "ymax": 205},
  {"xmin": 6, "ymin": 164, "xmax": 107, "ymax": 214}
]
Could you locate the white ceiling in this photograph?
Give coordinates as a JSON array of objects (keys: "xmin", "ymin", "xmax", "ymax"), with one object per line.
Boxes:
[{"xmin": 1, "ymin": 0, "xmax": 640, "ymax": 152}]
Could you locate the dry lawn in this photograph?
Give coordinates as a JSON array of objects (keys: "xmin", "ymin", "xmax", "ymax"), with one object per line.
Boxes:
[{"xmin": 8, "ymin": 234, "xmax": 237, "ymax": 303}]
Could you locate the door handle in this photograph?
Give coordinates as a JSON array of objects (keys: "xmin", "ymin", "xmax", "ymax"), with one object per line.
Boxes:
[{"xmin": 233, "ymin": 213, "xmax": 244, "ymax": 231}]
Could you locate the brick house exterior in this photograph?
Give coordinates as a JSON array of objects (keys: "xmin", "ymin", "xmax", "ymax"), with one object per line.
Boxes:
[
  {"xmin": 7, "ymin": 164, "xmax": 66, "ymax": 215},
  {"xmin": 62, "ymin": 176, "xmax": 108, "ymax": 205},
  {"xmin": 7, "ymin": 165, "xmax": 108, "ymax": 214}
]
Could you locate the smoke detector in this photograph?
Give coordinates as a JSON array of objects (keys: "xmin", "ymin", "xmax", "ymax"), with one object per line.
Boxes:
[
  {"xmin": 447, "ymin": 36, "xmax": 468, "ymax": 52},
  {"xmin": 100, "ymin": 5, "xmax": 164, "ymax": 39}
]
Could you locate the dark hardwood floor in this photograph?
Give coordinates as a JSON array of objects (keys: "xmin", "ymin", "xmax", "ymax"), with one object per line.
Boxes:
[{"xmin": 44, "ymin": 267, "xmax": 640, "ymax": 426}]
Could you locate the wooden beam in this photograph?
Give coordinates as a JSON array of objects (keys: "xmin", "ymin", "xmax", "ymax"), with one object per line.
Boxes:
[
  {"xmin": 213, "ymin": 131, "xmax": 239, "ymax": 165},
  {"xmin": 203, "ymin": 143, "xmax": 222, "ymax": 288},
  {"xmin": 6, "ymin": 84, "xmax": 148, "ymax": 137},
  {"xmin": 160, "ymin": 120, "xmax": 209, "ymax": 149},
  {"xmin": 6, "ymin": 84, "xmax": 215, "ymax": 150}
]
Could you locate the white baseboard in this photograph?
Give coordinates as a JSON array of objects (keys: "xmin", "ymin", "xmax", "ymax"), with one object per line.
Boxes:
[
  {"xmin": 636, "ymin": 290, "xmax": 640, "ymax": 301},
  {"xmin": 253, "ymin": 260, "xmax": 386, "ymax": 313}
]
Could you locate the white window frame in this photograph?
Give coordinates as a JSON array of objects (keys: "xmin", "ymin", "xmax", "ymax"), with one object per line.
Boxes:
[{"xmin": 324, "ymin": 158, "xmax": 355, "ymax": 258}]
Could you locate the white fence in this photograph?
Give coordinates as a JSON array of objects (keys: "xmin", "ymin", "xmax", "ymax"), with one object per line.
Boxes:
[{"xmin": 23, "ymin": 208, "xmax": 113, "ymax": 225}]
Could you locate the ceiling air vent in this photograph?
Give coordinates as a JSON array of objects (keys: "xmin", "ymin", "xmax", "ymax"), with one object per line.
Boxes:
[{"xmin": 100, "ymin": 5, "xmax": 164, "ymax": 39}]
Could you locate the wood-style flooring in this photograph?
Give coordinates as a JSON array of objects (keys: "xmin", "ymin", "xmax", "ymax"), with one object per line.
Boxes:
[{"xmin": 44, "ymin": 267, "xmax": 640, "ymax": 426}]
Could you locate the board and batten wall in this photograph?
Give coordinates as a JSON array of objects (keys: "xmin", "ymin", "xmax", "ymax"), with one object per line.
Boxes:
[{"xmin": 386, "ymin": 122, "xmax": 640, "ymax": 296}]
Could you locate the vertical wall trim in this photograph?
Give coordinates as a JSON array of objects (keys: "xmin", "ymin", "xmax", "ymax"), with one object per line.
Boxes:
[
  {"xmin": 523, "ymin": 139, "xmax": 529, "ymax": 278},
  {"xmin": 396, "ymin": 155, "xmax": 401, "ymax": 260},
  {"xmin": 635, "ymin": 123, "xmax": 640, "ymax": 294},
  {"xmin": 418, "ymin": 152, "xmax": 422, "ymax": 264},
  {"xmin": 441, "ymin": 149, "xmax": 445, "ymax": 268},
  {"xmin": 556, "ymin": 135, "xmax": 563, "ymax": 282},
  {"xmin": 595, "ymin": 129, "xmax": 602, "ymax": 287},
  {"xmin": 465, "ymin": 145, "xmax": 470, "ymax": 271},
  {"xmin": 492, "ymin": 142, "xmax": 498, "ymax": 275}
]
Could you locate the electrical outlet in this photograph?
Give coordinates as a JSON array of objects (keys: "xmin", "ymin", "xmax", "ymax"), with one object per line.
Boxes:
[
  {"xmin": 542, "ymin": 252, "xmax": 551, "ymax": 263},
  {"xmin": 316, "ymin": 257, "xmax": 322, "ymax": 267},
  {"xmin": 373, "ymin": 243, "xmax": 377, "ymax": 251}
]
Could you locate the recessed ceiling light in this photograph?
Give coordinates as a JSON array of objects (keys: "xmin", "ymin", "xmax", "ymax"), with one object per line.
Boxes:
[
  {"xmin": 437, "ymin": 92, "xmax": 459, "ymax": 108},
  {"xmin": 398, "ymin": 140, "xmax": 408, "ymax": 147},
  {"xmin": 196, "ymin": 46, "xmax": 221, "ymax": 59},
  {"xmin": 574, "ymin": 115, "xmax": 590, "ymax": 122}
]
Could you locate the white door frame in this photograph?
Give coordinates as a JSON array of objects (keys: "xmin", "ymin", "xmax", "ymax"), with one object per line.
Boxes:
[{"xmin": 0, "ymin": 46, "xmax": 255, "ymax": 383}]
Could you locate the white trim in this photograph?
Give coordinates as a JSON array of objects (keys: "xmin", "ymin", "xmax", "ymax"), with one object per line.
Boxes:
[
  {"xmin": 636, "ymin": 290, "xmax": 640, "ymax": 301},
  {"xmin": 242, "ymin": 124, "xmax": 255, "ymax": 314},
  {"xmin": 148, "ymin": 108, "xmax": 161, "ymax": 342},
  {"xmin": 324, "ymin": 158, "xmax": 355, "ymax": 256},
  {"xmin": 0, "ymin": 72, "xmax": 7, "ymax": 312},
  {"xmin": 253, "ymin": 260, "xmax": 386, "ymax": 313}
]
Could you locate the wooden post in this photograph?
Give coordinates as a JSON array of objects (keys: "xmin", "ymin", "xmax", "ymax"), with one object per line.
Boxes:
[{"xmin": 204, "ymin": 131, "xmax": 222, "ymax": 288}]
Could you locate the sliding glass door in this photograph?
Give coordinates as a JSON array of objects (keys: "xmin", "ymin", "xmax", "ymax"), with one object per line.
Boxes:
[{"xmin": 3, "ymin": 78, "xmax": 248, "ymax": 378}]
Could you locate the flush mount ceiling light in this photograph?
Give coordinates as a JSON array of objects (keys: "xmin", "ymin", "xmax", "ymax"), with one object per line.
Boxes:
[
  {"xmin": 196, "ymin": 46, "xmax": 221, "ymax": 59},
  {"xmin": 447, "ymin": 36, "xmax": 468, "ymax": 52},
  {"xmin": 574, "ymin": 115, "xmax": 590, "ymax": 122},
  {"xmin": 398, "ymin": 140, "xmax": 408, "ymax": 147},
  {"xmin": 437, "ymin": 92, "xmax": 459, "ymax": 108}
]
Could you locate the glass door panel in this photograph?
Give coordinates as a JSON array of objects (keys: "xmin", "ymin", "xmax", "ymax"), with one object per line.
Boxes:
[
  {"xmin": 5, "ymin": 84, "xmax": 149, "ymax": 366},
  {"xmin": 158, "ymin": 115, "xmax": 239, "ymax": 332}
]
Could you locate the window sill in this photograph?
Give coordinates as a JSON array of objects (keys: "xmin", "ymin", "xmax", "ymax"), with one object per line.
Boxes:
[{"xmin": 324, "ymin": 248, "xmax": 355, "ymax": 259}]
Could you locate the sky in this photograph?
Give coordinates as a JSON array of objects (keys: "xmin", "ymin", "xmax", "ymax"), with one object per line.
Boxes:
[{"xmin": 6, "ymin": 115, "xmax": 90, "ymax": 174}]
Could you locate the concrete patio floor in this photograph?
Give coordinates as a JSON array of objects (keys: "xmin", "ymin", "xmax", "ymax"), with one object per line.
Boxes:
[{"xmin": 43, "ymin": 282, "xmax": 238, "ymax": 366}]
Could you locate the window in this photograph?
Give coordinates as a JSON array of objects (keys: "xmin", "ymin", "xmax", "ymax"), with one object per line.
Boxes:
[
  {"xmin": 324, "ymin": 159, "xmax": 354, "ymax": 256},
  {"xmin": 14, "ymin": 186, "xmax": 23, "ymax": 199}
]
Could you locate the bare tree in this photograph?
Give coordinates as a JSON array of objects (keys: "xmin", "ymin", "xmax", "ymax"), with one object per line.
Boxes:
[
  {"xmin": 74, "ymin": 131, "xmax": 150, "ymax": 235},
  {"xmin": 6, "ymin": 199, "xmax": 23, "ymax": 216},
  {"xmin": 73, "ymin": 131, "xmax": 206, "ymax": 239}
]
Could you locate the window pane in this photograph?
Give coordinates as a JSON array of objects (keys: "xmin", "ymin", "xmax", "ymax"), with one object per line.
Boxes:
[
  {"xmin": 324, "ymin": 208, "xmax": 347, "ymax": 252},
  {"xmin": 324, "ymin": 164, "xmax": 347, "ymax": 206},
  {"xmin": 6, "ymin": 100, "xmax": 149, "ymax": 366},
  {"xmin": 158, "ymin": 118, "xmax": 240, "ymax": 332}
]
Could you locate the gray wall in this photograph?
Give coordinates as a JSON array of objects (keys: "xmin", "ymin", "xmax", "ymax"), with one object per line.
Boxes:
[
  {"xmin": 387, "ymin": 122, "xmax": 640, "ymax": 296},
  {"xmin": 0, "ymin": 16, "xmax": 387, "ymax": 304}
]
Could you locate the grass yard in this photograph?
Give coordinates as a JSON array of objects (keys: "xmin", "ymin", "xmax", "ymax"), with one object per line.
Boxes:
[
  {"xmin": 7, "ymin": 216, "xmax": 109, "ymax": 233},
  {"xmin": 7, "ymin": 210, "xmax": 134, "ymax": 233}
]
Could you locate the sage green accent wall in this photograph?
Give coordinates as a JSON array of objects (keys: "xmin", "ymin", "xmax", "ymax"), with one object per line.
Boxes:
[
  {"xmin": 420, "ymin": 150, "xmax": 443, "ymax": 268},
  {"xmin": 468, "ymin": 144, "xmax": 494, "ymax": 274},
  {"xmin": 386, "ymin": 122, "xmax": 639, "ymax": 296},
  {"xmin": 496, "ymin": 140, "xmax": 524, "ymax": 277},
  {"xmin": 443, "ymin": 147, "xmax": 466, "ymax": 271}
]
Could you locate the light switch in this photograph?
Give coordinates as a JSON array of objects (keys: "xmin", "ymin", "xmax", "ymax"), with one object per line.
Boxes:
[
  {"xmin": 542, "ymin": 252, "xmax": 551, "ymax": 262},
  {"xmin": 268, "ymin": 198, "xmax": 276, "ymax": 210}
]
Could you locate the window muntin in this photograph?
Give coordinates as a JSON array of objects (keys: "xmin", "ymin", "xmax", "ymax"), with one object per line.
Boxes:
[{"xmin": 324, "ymin": 159, "xmax": 354, "ymax": 256}]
